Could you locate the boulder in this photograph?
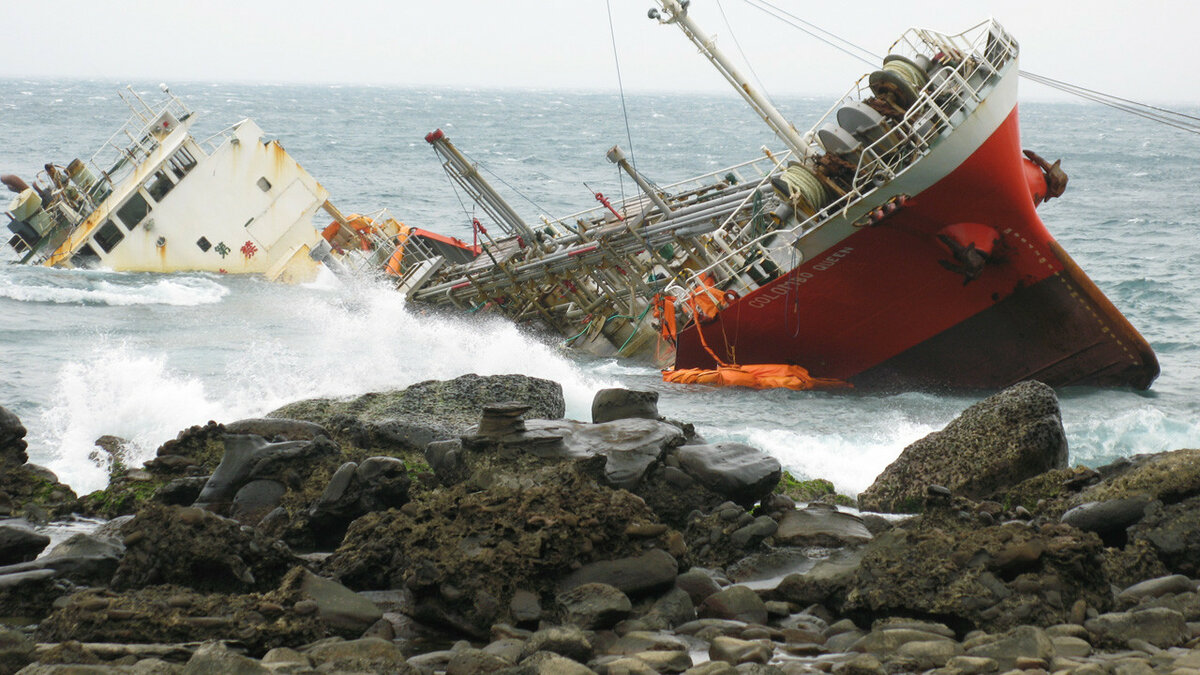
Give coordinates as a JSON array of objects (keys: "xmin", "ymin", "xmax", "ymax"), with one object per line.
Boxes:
[
  {"xmin": 964, "ymin": 626, "xmax": 1055, "ymax": 672},
  {"xmin": 675, "ymin": 443, "xmax": 782, "ymax": 507},
  {"xmin": 0, "ymin": 627, "xmax": 34, "ymax": 675},
  {"xmin": 112, "ymin": 503, "xmax": 298, "ymax": 593},
  {"xmin": 858, "ymin": 381, "xmax": 1067, "ymax": 513},
  {"xmin": 0, "ymin": 406, "xmax": 28, "ymax": 467},
  {"xmin": 192, "ymin": 435, "xmax": 338, "ymax": 514},
  {"xmin": 286, "ymin": 568, "xmax": 383, "ymax": 638},
  {"xmin": 774, "ymin": 504, "xmax": 873, "ymax": 547},
  {"xmin": 592, "ymin": 388, "xmax": 661, "ymax": 423},
  {"xmin": 842, "ymin": 510, "xmax": 1111, "ymax": 632},
  {"xmin": 0, "ymin": 518, "xmax": 49, "ymax": 565},
  {"xmin": 304, "ymin": 637, "xmax": 417, "ymax": 674},
  {"xmin": 1076, "ymin": 448, "xmax": 1200, "ymax": 505}
]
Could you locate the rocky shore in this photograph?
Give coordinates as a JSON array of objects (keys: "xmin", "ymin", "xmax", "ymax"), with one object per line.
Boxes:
[{"xmin": 2, "ymin": 376, "xmax": 1199, "ymax": 674}]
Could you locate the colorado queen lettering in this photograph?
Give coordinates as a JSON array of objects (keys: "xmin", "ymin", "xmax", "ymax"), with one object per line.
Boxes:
[{"xmin": 747, "ymin": 247, "xmax": 853, "ymax": 309}]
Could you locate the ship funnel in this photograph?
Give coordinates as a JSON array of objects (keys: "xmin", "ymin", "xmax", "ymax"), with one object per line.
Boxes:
[{"xmin": 66, "ymin": 159, "xmax": 98, "ymax": 193}]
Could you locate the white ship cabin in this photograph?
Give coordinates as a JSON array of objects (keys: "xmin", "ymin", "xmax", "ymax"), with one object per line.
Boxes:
[{"xmin": 20, "ymin": 87, "xmax": 337, "ymax": 281}]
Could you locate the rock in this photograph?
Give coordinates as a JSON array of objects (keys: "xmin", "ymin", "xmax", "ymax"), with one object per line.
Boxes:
[
  {"xmin": 1051, "ymin": 635, "xmax": 1092, "ymax": 658},
  {"xmin": 304, "ymin": 637, "xmax": 417, "ymax": 673},
  {"xmin": 858, "ymin": 381, "xmax": 1067, "ymax": 513},
  {"xmin": 770, "ymin": 549, "xmax": 862, "ymax": 608},
  {"xmin": 774, "ymin": 504, "xmax": 872, "ymax": 547},
  {"xmin": 268, "ymin": 373, "xmax": 565, "ymax": 440},
  {"xmin": 223, "ymin": 417, "xmax": 328, "ymax": 441},
  {"xmin": 510, "ymin": 588, "xmax": 542, "ymax": 624},
  {"xmin": 521, "ymin": 650, "xmax": 596, "ymax": 675},
  {"xmin": 1128, "ymin": 494, "xmax": 1200, "ymax": 577},
  {"xmin": 729, "ymin": 516, "xmax": 779, "ymax": 550},
  {"xmin": 676, "ymin": 443, "xmax": 781, "ymax": 507},
  {"xmin": 0, "ymin": 406, "xmax": 28, "ymax": 467},
  {"xmin": 1061, "ymin": 498, "xmax": 1152, "ymax": 545},
  {"xmin": 192, "ymin": 434, "xmax": 337, "ymax": 513},
  {"xmin": 1117, "ymin": 575, "xmax": 1196, "ymax": 604},
  {"xmin": 557, "ymin": 582, "xmax": 632, "ymax": 629},
  {"xmin": 446, "ymin": 646, "xmax": 514, "ymax": 674},
  {"xmin": 1085, "ymin": 607, "xmax": 1190, "ymax": 648},
  {"xmin": 0, "ymin": 627, "xmax": 34, "ymax": 675},
  {"xmin": 833, "ymin": 653, "xmax": 885, "ymax": 675},
  {"xmin": 561, "ymin": 549, "xmax": 679, "ymax": 597},
  {"xmin": 709, "ymin": 636, "xmax": 772, "ymax": 665},
  {"xmin": 699, "ymin": 585, "xmax": 768, "ymax": 625},
  {"xmin": 944, "ymin": 656, "xmax": 999, "ymax": 675},
  {"xmin": 964, "ymin": 626, "xmax": 1055, "ymax": 671},
  {"xmin": 849, "ymin": 628, "xmax": 955, "ymax": 655},
  {"xmin": 154, "ymin": 476, "xmax": 208, "ymax": 506},
  {"xmin": 111, "ymin": 503, "xmax": 298, "ymax": 593},
  {"xmin": 592, "ymin": 389, "xmax": 661, "ymax": 423},
  {"xmin": 842, "ymin": 513, "xmax": 1109, "ymax": 632},
  {"xmin": 593, "ymin": 656, "xmax": 661, "ymax": 675},
  {"xmin": 895, "ymin": 639, "xmax": 963, "ymax": 670},
  {"xmin": 645, "ymin": 587, "xmax": 697, "ymax": 629},
  {"xmin": 36, "ymin": 532, "xmax": 125, "ymax": 584},
  {"xmin": 522, "ymin": 626, "xmax": 594, "ymax": 663},
  {"xmin": 676, "ymin": 568, "xmax": 723, "ymax": 605},
  {"xmin": 1079, "ymin": 448, "xmax": 1200, "ymax": 505},
  {"xmin": 0, "ymin": 518, "xmax": 49, "ymax": 564},
  {"xmin": 229, "ymin": 479, "xmax": 286, "ymax": 526},
  {"xmin": 289, "ymin": 568, "xmax": 383, "ymax": 637},
  {"xmin": 604, "ymin": 631, "xmax": 689, "ymax": 656},
  {"xmin": 182, "ymin": 641, "xmax": 269, "ymax": 674}
]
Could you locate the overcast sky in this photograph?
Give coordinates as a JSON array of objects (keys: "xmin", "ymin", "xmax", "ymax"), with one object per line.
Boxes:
[{"xmin": 3, "ymin": 1, "xmax": 1197, "ymax": 105}]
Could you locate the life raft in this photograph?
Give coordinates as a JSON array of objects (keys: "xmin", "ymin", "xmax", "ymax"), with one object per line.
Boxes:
[{"xmin": 662, "ymin": 363, "xmax": 852, "ymax": 391}]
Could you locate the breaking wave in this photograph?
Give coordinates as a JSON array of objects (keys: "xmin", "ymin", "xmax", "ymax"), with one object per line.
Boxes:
[{"xmin": 0, "ymin": 274, "xmax": 229, "ymax": 306}]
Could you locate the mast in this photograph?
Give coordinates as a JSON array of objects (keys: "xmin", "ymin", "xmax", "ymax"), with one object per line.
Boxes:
[{"xmin": 649, "ymin": 0, "xmax": 810, "ymax": 159}]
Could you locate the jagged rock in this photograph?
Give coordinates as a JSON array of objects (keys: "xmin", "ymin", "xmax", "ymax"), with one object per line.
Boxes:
[
  {"xmin": 592, "ymin": 388, "xmax": 661, "ymax": 424},
  {"xmin": 675, "ymin": 443, "xmax": 781, "ymax": 508},
  {"xmin": 842, "ymin": 511, "xmax": 1110, "ymax": 633},
  {"xmin": 268, "ymin": 373, "xmax": 566, "ymax": 448},
  {"xmin": 0, "ymin": 518, "xmax": 49, "ymax": 565},
  {"xmin": 1077, "ymin": 448, "xmax": 1200, "ymax": 504},
  {"xmin": 1084, "ymin": 607, "xmax": 1190, "ymax": 648},
  {"xmin": 774, "ymin": 504, "xmax": 872, "ymax": 547},
  {"xmin": 36, "ymin": 584, "xmax": 325, "ymax": 655},
  {"xmin": 112, "ymin": 503, "xmax": 298, "ymax": 593},
  {"xmin": 326, "ymin": 465, "xmax": 674, "ymax": 634},
  {"xmin": 858, "ymin": 381, "xmax": 1067, "ymax": 513},
  {"xmin": 699, "ymin": 585, "xmax": 768, "ymax": 625},
  {"xmin": 557, "ymin": 582, "xmax": 632, "ymax": 629},
  {"xmin": 1128, "ymin": 494, "xmax": 1200, "ymax": 576}
]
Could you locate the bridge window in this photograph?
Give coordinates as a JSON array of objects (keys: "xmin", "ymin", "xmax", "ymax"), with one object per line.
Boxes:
[
  {"xmin": 143, "ymin": 171, "xmax": 175, "ymax": 202},
  {"xmin": 116, "ymin": 193, "xmax": 151, "ymax": 230},
  {"xmin": 94, "ymin": 220, "xmax": 125, "ymax": 253}
]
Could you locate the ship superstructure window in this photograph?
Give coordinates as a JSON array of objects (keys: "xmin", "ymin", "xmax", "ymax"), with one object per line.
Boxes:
[
  {"xmin": 116, "ymin": 193, "xmax": 151, "ymax": 230},
  {"xmin": 257, "ymin": 177, "xmax": 272, "ymax": 192},
  {"xmin": 71, "ymin": 244, "xmax": 100, "ymax": 268},
  {"xmin": 167, "ymin": 147, "xmax": 197, "ymax": 180},
  {"xmin": 143, "ymin": 171, "xmax": 175, "ymax": 202},
  {"xmin": 196, "ymin": 237, "xmax": 211, "ymax": 252},
  {"xmin": 94, "ymin": 221, "xmax": 125, "ymax": 253}
]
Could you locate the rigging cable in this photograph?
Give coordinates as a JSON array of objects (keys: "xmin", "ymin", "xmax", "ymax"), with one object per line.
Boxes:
[
  {"xmin": 606, "ymin": 0, "xmax": 639, "ymax": 212},
  {"xmin": 740, "ymin": 0, "xmax": 1200, "ymax": 136}
]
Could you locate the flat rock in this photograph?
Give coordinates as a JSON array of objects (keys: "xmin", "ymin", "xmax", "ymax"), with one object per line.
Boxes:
[
  {"xmin": 964, "ymin": 626, "xmax": 1055, "ymax": 671},
  {"xmin": 1085, "ymin": 607, "xmax": 1190, "ymax": 648},
  {"xmin": 223, "ymin": 417, "xmax": 328, "ymax": 441},
  {"xmin": 295, "ymin": 568, "xmax": 383, "ymax": 637},
  {"xmin": 1117, "ymin": 574, "xmax": 1196, "ymax": 604},
  {"xmin": 774, "ymin": 505, "xmax": 872, "ymax": 547},
  {"xmin": 849, "ymin": 628, "xmax": 954, "ymax": 655},
  {"xmin": 676, "ymin": 443, "xmax": 781, "ymax": 507},
  {"xmin": 859, "ymin": 381, "xmax": 1067, "ymax": 513},
  {"xmin": 560, "ymin": 548, "xmax": 678, "ymax": 597}
]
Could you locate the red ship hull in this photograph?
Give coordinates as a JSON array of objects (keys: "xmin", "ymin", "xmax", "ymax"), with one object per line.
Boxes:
[{"xmin": 674, "ymin": 107, "xmax": 1159, "ymax": 390}]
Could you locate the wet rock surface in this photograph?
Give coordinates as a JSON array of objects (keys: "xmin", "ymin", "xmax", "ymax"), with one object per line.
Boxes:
[
  {"xmin": 6, "ymin": 380, "xmax": 1200, "ymax": 674},
  {"xmin": 858, "ymin": 381, "xmax": 1068, "ymax": 513}
]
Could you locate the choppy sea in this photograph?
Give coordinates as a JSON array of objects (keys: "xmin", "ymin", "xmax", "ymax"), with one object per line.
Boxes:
[{"xmin": 2, "ymin": 79, "xmax": 1198, "ymax": 497}]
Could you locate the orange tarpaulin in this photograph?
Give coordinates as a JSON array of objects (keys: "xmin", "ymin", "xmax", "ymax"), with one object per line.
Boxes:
[{"xmin": 662, "ymin": 363, "xmax": 852, "ymax": 391}]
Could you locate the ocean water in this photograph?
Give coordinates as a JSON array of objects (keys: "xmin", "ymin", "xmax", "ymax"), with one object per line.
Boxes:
[{"xmin": 2, "ymin": 79, "xmax": 1198, "ymax": 497}]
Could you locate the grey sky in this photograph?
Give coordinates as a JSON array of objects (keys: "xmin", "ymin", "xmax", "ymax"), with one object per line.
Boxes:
[{"xmin": 3, "ymin": 1, "xmax": 1197, "ymax": 104}]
